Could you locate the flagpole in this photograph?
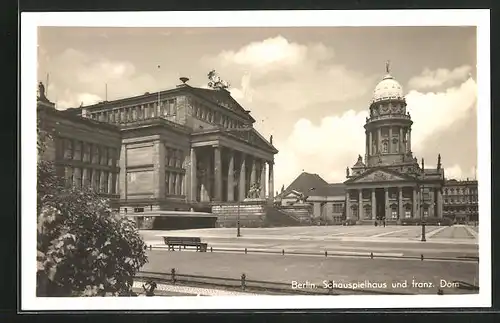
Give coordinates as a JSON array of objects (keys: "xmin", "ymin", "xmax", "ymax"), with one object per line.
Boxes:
[{"xmin": 157, "ymin": 65, "xmax": 161, "ymax": 116}]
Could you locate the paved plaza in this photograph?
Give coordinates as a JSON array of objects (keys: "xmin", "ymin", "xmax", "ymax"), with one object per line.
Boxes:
[
  {"xmin": 140, "ymin": 224, "xmax": 478, "ymax": 258},
  {"xmin": 137, "ymin": 225, "xmax": 479, "ymax": 295}
]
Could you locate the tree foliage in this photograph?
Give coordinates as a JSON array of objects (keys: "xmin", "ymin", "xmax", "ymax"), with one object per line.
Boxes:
[{"xmin": 37, "ymin": 117, "xmax": 148, "ymax": 297}]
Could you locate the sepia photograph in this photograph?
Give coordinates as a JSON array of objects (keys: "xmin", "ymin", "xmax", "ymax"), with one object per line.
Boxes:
[{"xmin": 22, "ymin": 10, "xmax": 491, "ymax": 310}]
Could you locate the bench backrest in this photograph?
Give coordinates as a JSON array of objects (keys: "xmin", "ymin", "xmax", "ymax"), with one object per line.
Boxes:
[{"xmin": 163, "ymin": 236, "xmax": 201, "ymax": 243}]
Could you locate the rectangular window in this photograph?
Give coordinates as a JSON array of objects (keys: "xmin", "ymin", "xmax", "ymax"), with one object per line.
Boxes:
[
  {"xmin": 391, "ymin": 210, "xmax": 397, "ymax": 219},
  {"xmin": 333, "ymin": 203, "xmax": 343, "ymax": 213},
  {"xmin": 74, "ymin": 141, "xmax": 82, "ymax": 161},
  {"xmin": 134, "ymin": 207, "xmax": 144, "ymax": 213},
  {"xmin": 64, "ymin": 139, "xmax": 73, "ymax": 160},
  {"xmin": 405, "ymin": 211, "xmax": 411, "ymax": 218},
  {"xmin": 100, "ymin": 147, "xmax": 107, "ymax": 165},
  {"xmin": 165, "ymin": 172, "xmax": 170, "ymax": 194}
]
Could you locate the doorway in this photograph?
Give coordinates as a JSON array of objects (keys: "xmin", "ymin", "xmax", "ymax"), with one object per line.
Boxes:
[{"xmin": 375, "ymin": 188, "xmax": 385, "ymax": 220}]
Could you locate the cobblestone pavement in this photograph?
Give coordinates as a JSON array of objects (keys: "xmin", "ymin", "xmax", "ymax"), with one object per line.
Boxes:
[{"xmin": 132, "ymin": 281, "xmax": 261, "ymax": 296}]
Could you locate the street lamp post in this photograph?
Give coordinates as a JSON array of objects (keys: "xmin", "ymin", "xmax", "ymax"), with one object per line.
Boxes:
[
  {"xmin": 237, "ymin": 200, "xmax": 241, "ymax": 237},
  {"xmin": 420, "ymin": 160, "xmax": 426, "ymax": 242}
]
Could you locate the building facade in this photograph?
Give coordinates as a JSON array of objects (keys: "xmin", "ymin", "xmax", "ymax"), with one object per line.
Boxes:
[
  {"xmin": 343, "ymin": 65, "xmax": 445, "ymax": 223},
  {"xmin": 37, "ymin": 77, "xmax": 278, "ymax": 216},
  {"xmin": 37, "ymin": 85, "xmax": 122, "ymax": 208},
  {"xmin": 443, "ymin": 179, "xmax": 479, "ymax": 222}
]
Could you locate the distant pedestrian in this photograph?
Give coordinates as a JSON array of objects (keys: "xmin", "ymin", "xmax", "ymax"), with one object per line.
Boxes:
[{"xmin": 383, "ymin": 219, "xmax": 386, "ymax": 227}]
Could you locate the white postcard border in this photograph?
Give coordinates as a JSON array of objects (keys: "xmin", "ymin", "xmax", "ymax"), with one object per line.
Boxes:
[{"xmin": 21, "ymin": 9, "xmax": 491, "ymax": 311}]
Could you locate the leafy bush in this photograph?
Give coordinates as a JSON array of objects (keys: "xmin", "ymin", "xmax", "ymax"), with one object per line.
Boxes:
[{"xmin": 37, "ymin": 159, "xmax": 148, "ymax": 296}]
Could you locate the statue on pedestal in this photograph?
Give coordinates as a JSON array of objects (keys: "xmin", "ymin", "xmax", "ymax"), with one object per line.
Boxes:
[
  {"xmin": 346, "ymin": 167, "xmax": 350, "ymax": 178},
  {"xmin": 247, "ymin": 183, "xmax": 261, "ymax": 199}
]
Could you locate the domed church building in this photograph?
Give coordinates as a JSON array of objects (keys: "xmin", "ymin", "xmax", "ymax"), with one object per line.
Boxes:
[{"xmin": 343, "ymin": 63, "xmax": 445, "ymax": 224}]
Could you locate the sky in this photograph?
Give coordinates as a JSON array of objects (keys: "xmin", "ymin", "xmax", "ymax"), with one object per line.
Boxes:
[{"xmin": 37, "ymin": 26, "xmax": 478, "ymax": 192}]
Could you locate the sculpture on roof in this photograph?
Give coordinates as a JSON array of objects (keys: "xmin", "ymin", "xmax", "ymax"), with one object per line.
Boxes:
[
  {"xmin": 386, "ymin": 60, "xmax": 391, "ymax": 74},
  {"xmin": 38, "ymin": 82, "xmax": 48, "ymax": 101},
  {"xmin": 269, "ymin": 135, "xmax": 273, "ymax": 144},
  {"xmin": 346, "ymin": 167, "xmax": 350, "ymax": 178},
  {"xmin": 207, "ymin": 69, "xmax": 230, "ymax": 90},
  {"xmin": 437, "ymin": 153, "xmax": 442, "ymax": 170}
]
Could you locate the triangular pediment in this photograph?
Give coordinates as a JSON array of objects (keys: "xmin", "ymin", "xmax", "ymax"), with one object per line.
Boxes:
[
  {"xmin": 283, "ymin": 190, "xmax": 302, "ymax": 198},
  {"xmin": 345, "ymin": 168, "xmax": 415, "ymax": 184},
  {"xmin": 226, "ymin": 128, "xmax": 278, "ymax": 153}
]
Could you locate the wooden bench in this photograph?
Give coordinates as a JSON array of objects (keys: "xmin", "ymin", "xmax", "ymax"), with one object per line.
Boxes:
[{"xmin": 162, "ymin": 236, "xmax": 208, "ymax": 252}]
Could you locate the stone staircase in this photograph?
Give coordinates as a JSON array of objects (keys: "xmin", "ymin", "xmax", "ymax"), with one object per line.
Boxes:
[{"xmin": 212, "ymin": 201, "xmax": 309, "ymax": 228}]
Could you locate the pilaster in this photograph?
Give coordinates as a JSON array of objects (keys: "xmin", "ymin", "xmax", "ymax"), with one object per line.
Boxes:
[
  {"xmin": 152, "ymin": 140, "xmax": 166, "ymax": 199},
  {"xmin": 345, "ymin": 191, "xmax": 351, "ymax": 220}
]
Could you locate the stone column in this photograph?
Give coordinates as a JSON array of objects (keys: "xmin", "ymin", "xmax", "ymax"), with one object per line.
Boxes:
[
  {"xmin": 260, "ymin": 160, "xmax": 267, "ymax": 198},
  {"xmin": 99, "ymin": 170, "xmax": 106, "ymax": 192},
  {"xmin": 384, "ymin": 187, "xmax": 389, "ymax": 219},
  {"xmin": 227, "ymin": 149, "xmax": 235, "ymax": 202},
  {"xmin": 358, "ymin": 189, "xmax": 363, "ymax": 221},
  {"xmin": 214, "ymin": 145, "xmax": 222, "ymax": 202},
  {"xmin": 369, "ymin": 132, "xmax": 373, "ymax": 156},
  {"xmin": 268, "ymin": 161, "xmax": 274, "ymax": 201},
  {"xmin": 408, "ymin": 128, "xmax": 412, "ymax": 152},
  {"xmin": 250, "ymin": 157, "xmax": 257, "ymax": 186},
  {"xmin": 365, "ymin": 133, "xmax": 369, "ymax": 161},
  {"xmin": 437, "ymin": 188, "xmax": 443, "ymax": 218},
  {"xmin": 429, "ymin": 187, "xmax": 435, "ymax": 217},
  {"xmin": 371, "ymin": 189, "xmax": 376, "ymax": 220},
  {"xmin": 399, "ymin": 127, "xmax": 404, "ymax": 153},
  {"xmin": 189, "ymin": 147, "xmax": 197, "ymax": 202},
  {"xmin": 398, "ymin": 187, "xmax": 404, "ymax": 220},
  {"xmin": 73, "ymin": 168, "xmax": 81, "ymax": 188},
  {"xmin": 377, "ymin": 128, "xmax": 382, "ymax": 153},
  {"xmin": 388, "ymin": 127, "xmax": 393, "ymax": 153},
  {"xmin": 412, "ymin": 187, "xmax": 418, "ymax": 218},
  {"xmin": 152, "ymin": 140, "xmax": 166, "ymax": 199},
  {"xmin": 82, "ymin": 168, "xmax": 90, "ymax": 188},
  {"xmin": 345, "ymin": 190, "xmax": 351, "ymax": 220},
  {"xmin": 108, "ymin": 172, "xmax": 113, "ymax": 194},
  {"xmin": 168, "ymin": 172, "xmax": 175, "ymax": 195},
  {"xmin": 239, "ymin": 153, "xmax": 246, "ymax": 201}
]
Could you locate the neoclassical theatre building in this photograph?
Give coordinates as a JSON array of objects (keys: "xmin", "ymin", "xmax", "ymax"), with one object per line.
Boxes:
[
  {"xmin": 344, "ymin": 66, "xmax": 445, "ymax": 223},
  {"xmin": 38, "ymin": 76, "xmax": 278, "ymax": 223}
]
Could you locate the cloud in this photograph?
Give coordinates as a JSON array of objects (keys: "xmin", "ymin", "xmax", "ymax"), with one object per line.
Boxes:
[
  {"xmin": 407, "ymin": 65, "xmax": 472, "ymax": 90},
  {"xmin": 38, "ymin": 48, "xmax": 166, "ymax": 109},
  {"xmin": 274, "ymin": 75, "xmax": 477, "ymax": 189},
  {"xmin": 444, "ymin": 164, "xmax": 477, "ymax": 180},
  {"xmin": 203, "ymin": 36, "xmax": 376, "ymax": 112}
]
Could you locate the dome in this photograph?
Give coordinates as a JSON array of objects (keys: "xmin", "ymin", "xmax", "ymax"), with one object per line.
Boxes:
[{"xmin": 372, "ymin": 73, "xmax": 404, "ymax": 102}]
